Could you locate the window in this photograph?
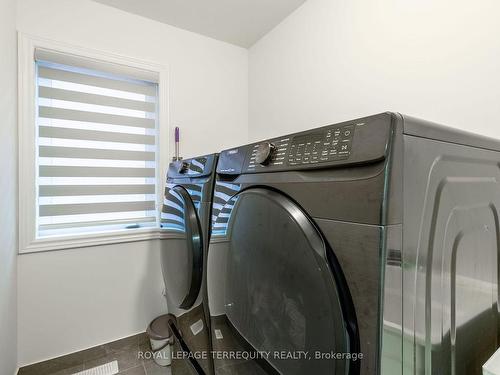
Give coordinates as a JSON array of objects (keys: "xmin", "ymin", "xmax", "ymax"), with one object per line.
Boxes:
[{"xmin": 19, "ymin": 35, "xmax": 168, "ymax": 252}]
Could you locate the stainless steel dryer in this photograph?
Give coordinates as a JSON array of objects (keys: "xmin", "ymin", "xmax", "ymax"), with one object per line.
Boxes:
[
  {"xmin": 207, "ymin": 113, "xmax": 500, "ymax": 375},
  {"xmin": 160, "ymin": 154, "xmax": 217, "ymax": 375}
]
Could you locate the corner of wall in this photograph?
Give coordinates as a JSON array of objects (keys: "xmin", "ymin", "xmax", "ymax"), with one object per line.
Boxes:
[{"xmin": 0, "ymin": 0, "xmax": 18, "ymax": 373}]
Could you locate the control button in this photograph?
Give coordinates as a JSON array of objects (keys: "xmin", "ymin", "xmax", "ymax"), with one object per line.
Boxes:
[
  {"xmin": 341, "ymin": 126, "xmax": 355, "ymax": 139},
  {"xmin": 255, "ymin": 142, "xmax": 276, "ymax": 165},
  {"xmin": 340, "ymin": 143, "xmax": 350, "ymax": 152},
  {"xmin": 340, "ymin": 138, "xmax": 352, "ymax": 151}
]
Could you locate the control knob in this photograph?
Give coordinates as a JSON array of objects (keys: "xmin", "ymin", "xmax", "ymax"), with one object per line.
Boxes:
[
  {"xmin": 177, "ymin": 161, "xmax": 190, "ymax": 173},
  {"xmin": 255, "ymin": 142, "xmax": 276, "ymax": 165}
]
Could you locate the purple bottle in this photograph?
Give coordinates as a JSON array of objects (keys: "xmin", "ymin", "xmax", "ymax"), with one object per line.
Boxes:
[{"xmin": 174, "ymin": 127, "xmax": 180, "ymax": 161}]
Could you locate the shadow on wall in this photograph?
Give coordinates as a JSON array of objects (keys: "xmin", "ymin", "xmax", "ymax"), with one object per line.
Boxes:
[{"xmin": 134, "ymin": 239, "xmax": 169, "ymax": 329}]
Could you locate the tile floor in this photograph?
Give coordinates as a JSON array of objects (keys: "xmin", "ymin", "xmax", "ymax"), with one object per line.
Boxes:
[{"xmin": 18, "ymin": 333, "xmax": 171, "ymax": 375}]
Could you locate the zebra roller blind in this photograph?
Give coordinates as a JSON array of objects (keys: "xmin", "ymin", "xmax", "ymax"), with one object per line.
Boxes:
[{"xmin": 35, "ymin": 49, "xmax": 159, "ymax": 238}]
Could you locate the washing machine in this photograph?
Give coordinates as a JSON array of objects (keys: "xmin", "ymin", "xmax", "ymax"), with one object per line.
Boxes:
[
  {"xmin": 160, "ymin": 154, "xmax": 217, "ymax": 375},
  {"xmin": 207, "ymin": 112, "xmax": 500, "ymax": 375}
]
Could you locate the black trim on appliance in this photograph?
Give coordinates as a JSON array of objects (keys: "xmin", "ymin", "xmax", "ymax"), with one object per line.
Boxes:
[
  {"xmin": 173, "ymin": 185, "xmax": 204, "ymax": 310},
  {"xmin": 324, "ymin": 237, "xmax": 361, "ymax": 375},
  {"xmin": 273, "ymin": 186, "xmax": 361, "ymax": 375},
  {"xmin": 224, "ymin": 186, "xmax": 361, "ymax": 375},
  {"xmin": 260, "ymin": 187, "xmax": 361, "ymax": 375},
  {"xmin": 169, "ymin": 321, "xmax": 206, "ymax": 375},
  {"xmin": 224, "ymin": 316, "xmax": 281, "ymax": 375}
]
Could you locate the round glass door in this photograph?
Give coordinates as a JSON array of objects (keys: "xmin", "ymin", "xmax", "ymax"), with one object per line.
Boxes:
[
  {"xmin": 222, "ymin": 188, "xmax": 355, "ymax": 375},
  {"xmin": 161, "ymin": 185, "xmax": 203, "ymax": 310}
]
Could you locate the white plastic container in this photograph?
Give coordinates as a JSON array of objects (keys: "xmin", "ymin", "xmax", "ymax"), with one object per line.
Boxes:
[
  {"xmin": 149, "ymin": 336, "xmax": 172, "ymax": 366},
  {"xmin": 484, "ymin": 347, "xmax": 500, "ymax": 375},
  {"xmin": 147, "ymin": 314, "xmax": 173, "ymax": 367}
]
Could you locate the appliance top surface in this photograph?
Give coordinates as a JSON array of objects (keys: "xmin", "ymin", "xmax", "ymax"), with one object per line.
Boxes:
[
  {"xmin": 401, "ymin": 114, "xmax": 500, "ymax": 153},
  {"xmin": 216, "ymin": 112, "xmax": 500, "ymax": 177}
]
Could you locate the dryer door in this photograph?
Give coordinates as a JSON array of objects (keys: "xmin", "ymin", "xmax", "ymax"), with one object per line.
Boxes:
[
  {"xmin": 162, "ymin": 185, "xmax": 204, "ymax": 310},
  {"xmin": 211, "ymin": 188, "xmax": 358, "ymax": 375}
]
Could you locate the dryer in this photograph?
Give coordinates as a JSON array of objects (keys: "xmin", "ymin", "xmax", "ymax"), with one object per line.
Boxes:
[
  {"xmin": 207, "ymin": 113, "xmax": 500, "ymax": 375},
  {"xmin": 160, "ymin": 154, "xmax": 217, "ymax": 375}
]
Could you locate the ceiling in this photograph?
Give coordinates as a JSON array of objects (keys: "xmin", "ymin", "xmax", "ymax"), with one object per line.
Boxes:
[{"xmin": 93, "ymin": 0, "xmax": 306, "ymax": 48}]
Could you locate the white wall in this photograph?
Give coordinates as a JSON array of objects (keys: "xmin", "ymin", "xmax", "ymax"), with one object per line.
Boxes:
[
  {"xmin": 17, "ymin": 0, "xmax": 248, "ymax": 366},
  {"xmin": 0, "ymin": 0, "xmax": 18, "ymax": 373},
  {"xmin": 249, "ymin": 0, "xmax": 500, "ymax": 141},
  {"xmin": 19, "ymin": 0, "xmax": 500, "ymax": 367},
  {"xmin": 17, "ymin": 242, "xmax": 165, "ymax": 365}
]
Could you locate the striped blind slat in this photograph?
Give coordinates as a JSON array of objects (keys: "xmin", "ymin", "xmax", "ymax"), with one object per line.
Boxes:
[
  {"xmin": 39, "ymin": 146, "xmax": 155, "ymax": 161},
  {"xmin": 39, "ymin": 185, "xmax": 156, "ymax": 196},
  {"xmin": 39, "ymin": 86, "xmax": 156, "ymax": 112},
  {"xmin": 39, "ymin": 201, "xmax": 156, "ymax": 217},
  {"xmin": 39, "ymin": 165, "xmax": 156, "ymax": 178},
  {"xmin": 38, "ymin": 66, "xmax": 157, "ymax": 95},
  {"xmin": 39, "ymin": 126, "xmax": 156, "ymax": 145},
  {"xmin": 35, "ymin": 53, "xmax": 159, "ymax": 238},
  {"xmin": 38, "ymin": 107, "xmax": 155, "ymax": 128}
]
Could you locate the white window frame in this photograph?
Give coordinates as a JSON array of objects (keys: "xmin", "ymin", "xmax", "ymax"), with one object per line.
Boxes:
[{"xmin": 18, "ymin": 33, "xmax": 170, "ymax": 253}]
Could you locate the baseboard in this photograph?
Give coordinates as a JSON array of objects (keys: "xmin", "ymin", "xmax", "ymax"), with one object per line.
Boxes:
[
  {"xmin": 18, "ymin": 330, "xmax": 148, "ymax": 368},
  {"xmin": 17, "ymin": 332, "xmax": 147, "ymax": 374}
]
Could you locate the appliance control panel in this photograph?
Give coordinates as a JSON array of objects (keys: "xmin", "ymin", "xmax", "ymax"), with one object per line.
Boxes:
[
  {"xmin": 167, "ymin": 154, "xmax": 217, "ymax": 179},
  {"xmin": 248, "ymin": 138, "xmax": 291, "ymax": 169},
  {"xmin": 287, "ymin": 125, "xmax": 354, "ymax": 165},
  {"xmin": 217, "ymin": 113, "xmax": 393, "ymax": 175}
]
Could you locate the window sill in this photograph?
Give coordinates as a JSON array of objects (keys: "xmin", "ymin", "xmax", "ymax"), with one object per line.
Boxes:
[{"xmin": 19, "ymin": 228, "xmax": 173, "ymax": 254}]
